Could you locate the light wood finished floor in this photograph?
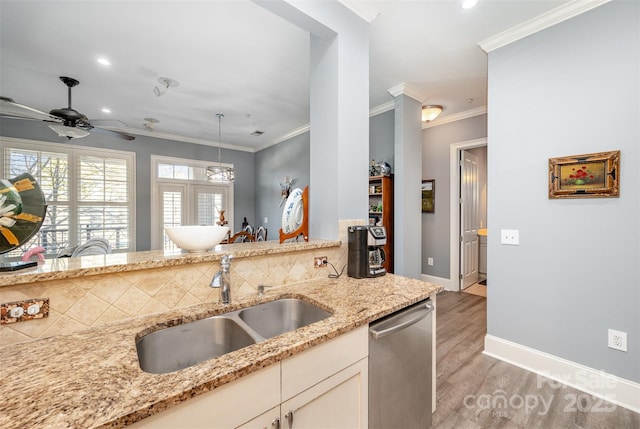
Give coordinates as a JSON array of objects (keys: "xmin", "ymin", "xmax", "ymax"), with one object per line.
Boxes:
[{"xmin": 432, "ymin": 291, "xmax": 639, "ymax": 429}]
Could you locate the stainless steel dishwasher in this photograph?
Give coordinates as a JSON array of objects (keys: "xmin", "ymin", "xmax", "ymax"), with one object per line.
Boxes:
[{"xmin": 369, "ymin": 299, "xmax": 434, "ymax": 429}]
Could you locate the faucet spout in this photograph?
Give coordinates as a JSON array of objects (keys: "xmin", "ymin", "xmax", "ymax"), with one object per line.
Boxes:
[{"xmin": 210, "ymin": 255, "xmax": 233, "ymax": 304}]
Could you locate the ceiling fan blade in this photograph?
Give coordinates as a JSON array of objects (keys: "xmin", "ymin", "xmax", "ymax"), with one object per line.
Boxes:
[
  {"xmin": 84, "ymin": 125, "xmax": 136, "ymax": 141},
  {"xmin": 0, "ymin": 97, "xmax": 60, "ymax": 121}
]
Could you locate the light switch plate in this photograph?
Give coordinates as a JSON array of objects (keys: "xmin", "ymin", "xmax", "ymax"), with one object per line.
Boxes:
[{"xmin": 500, "ymin": 229, "xmax": 520, "ymax": 245}]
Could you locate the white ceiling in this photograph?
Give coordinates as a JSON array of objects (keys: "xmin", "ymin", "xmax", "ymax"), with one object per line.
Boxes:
[{"xmin": 0, "ymin": 0, "xmax": 570, "ymax": 151}]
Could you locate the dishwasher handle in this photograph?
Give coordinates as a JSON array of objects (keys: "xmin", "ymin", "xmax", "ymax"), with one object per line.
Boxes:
[{"xmin": 369, "ymin": 301, "xmax": 433, "ymax": 340}]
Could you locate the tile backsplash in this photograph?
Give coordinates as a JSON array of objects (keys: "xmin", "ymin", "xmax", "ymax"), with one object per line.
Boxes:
[{"xmin": 0, "ymin": 244, "xmax": 346, "ymax": 346}]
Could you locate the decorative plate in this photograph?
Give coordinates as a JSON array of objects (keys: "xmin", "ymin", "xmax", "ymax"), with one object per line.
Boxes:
[
  {"xmin": 0, "ymin": 173, "xmax": 47, "ymax": 254},
  {"xmin": 281, "ymin": 188, "xmax": 303, "ymax": 234}
]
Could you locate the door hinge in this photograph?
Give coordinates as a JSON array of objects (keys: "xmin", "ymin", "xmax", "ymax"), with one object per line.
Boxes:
[
  {"xmin": 459, "ymin": 274, "xmax": 463, "ymax": 280},
  {"xmin": 460, "ymin": 235, "xmax": 463, "ymax": 242},
  {"xmin": 459, "ymin": 198, "xmax": 463, "ymax": 205}
]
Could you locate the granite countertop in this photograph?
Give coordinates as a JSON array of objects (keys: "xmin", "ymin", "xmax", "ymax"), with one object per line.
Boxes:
[
  {"xmin": 0, "ymin": 239, "xmax": 341, "ymax": 287},
  {"xmin": 0, "ymin": 274, "xmax": 442, "ymax": 428}
]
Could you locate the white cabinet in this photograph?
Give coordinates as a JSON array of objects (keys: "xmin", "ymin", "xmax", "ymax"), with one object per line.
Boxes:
[
  {"xmin": 128, "ymin": 364, "xmax": 280, "ymax": 429},
  {"xmin": 130, "ymin": 326, "xmax": 368, "ymax": 429},
  {"xmin": 281, "ymin": 358, "xmax": 368, "ymax": 429}
]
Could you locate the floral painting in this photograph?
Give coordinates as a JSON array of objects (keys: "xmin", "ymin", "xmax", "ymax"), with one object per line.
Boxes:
[
  {"xmin": 559, "ymin": 161, "xmax": 606, "ymax": 190},
  {"xmin": 549, "ymin": 151, "xmax": 620, "ymax": 199}
]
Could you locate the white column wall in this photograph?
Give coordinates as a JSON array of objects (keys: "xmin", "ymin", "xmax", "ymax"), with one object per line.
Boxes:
[
  {"xmin": 393, "ymin": 94, "xmax": 423, "ymax": 278},
  {"xmin": 255, "ymin": 0, "xmax": 369, "ymax": 239}
]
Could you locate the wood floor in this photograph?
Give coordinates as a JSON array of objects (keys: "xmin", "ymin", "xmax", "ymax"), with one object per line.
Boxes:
[{"xmin": 432, "ymin": 291, "xmax": 639, "ymax": 429}]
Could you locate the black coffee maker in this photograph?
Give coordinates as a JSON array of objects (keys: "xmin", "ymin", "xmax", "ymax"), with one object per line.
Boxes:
[{"xmin": 347, "ymin": 225, "xmax": 387, "ymax": 278}]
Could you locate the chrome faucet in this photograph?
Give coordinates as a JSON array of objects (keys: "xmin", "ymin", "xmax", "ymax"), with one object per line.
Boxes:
[{"xmin": 210, "ymin": 255, "xmax": 233, "ymax": 304}]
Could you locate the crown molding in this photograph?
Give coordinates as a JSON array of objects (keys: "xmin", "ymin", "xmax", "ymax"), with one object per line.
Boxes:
[
  {"xmin": 387, "ymin": 83, "xmax": 427, "ymax": 103},
  {"xmin": 102, "ymin": 127, "xmax": 255, "ymax": 153},
  {"xmin": 369, "ymin": 101, "xmax": 395, "ymax": 117},
  {"xmin": 479, "ymin": 0, "xmax": 612, "ymax": 53},
  {"xmin": 422, "ymin": 106, "xmax": 487, "ymax": 129}
]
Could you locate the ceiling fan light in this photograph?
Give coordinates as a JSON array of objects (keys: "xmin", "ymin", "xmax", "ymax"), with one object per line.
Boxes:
[
  {"xmin": 48, "ymin": 124, "xmax": 90, "ymax": 139},
  {"xmin": 422, "ymin": 105, "xmax": 444, "ymax": 123}
]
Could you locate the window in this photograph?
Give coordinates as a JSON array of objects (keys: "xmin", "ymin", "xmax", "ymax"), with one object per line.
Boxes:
[
  {"xmin": 1, "ymin": 138, "xmax": 135, "ymax": 258},
  {"xmin": 151, "ymin": 156, "xmax": 233, "ymax": 251}
]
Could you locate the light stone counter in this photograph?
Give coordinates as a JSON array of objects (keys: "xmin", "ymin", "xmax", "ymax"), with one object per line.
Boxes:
[
  {"xmin": 0, "ymin": 273, "xmax": 442, "ymax": 428},
  {"xmin": 0, "ymin": 239, "xmax": 341, "ymax": 288}
]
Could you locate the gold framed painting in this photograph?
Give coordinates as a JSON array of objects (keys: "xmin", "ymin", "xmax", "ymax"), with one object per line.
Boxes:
[{"xmin": 548, "ymin": 150, "xmax": 620, "ymax": 199}]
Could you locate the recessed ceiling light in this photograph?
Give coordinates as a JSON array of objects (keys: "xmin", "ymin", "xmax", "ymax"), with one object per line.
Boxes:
[
  {"xmin": 101, "ymin": 108, "xmax": 111, "ymax": 114},
  {"xmin": 462, "ymin": 0, "xmax": 478, "ymax": 9},
  {"xmin": 97, "ymin": 58, "xmax": 111, "ymax": 66}
]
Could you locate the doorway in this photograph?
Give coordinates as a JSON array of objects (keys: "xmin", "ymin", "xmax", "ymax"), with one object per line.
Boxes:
[{"xmin": 448, "ymin": 138, "xmax": 487, "ymax": 292}]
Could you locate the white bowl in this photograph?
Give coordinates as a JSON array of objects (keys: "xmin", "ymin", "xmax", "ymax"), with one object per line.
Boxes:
[{"xmin": 165, "ymin": 225, "xmax": 229, "ymax": 253}]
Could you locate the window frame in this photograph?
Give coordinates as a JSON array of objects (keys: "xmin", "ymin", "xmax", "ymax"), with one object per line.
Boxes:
[
  {"xmin": 0, "ymin": 137, "xmax": 136, "ymax": 257},
  {"xmin": 150, "ymin": 155, "xmax": 234, "ymax": 250}
]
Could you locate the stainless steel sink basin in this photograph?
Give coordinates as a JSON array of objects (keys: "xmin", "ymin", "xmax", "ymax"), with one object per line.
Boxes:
[
  {"xmin": 238, "ymin": 298, "xmax": 332, "ymax": 339},
  {"xmin": 136, "ymin": 316, "xmax": 256, "ymax": 374},
  {"xmin": 136, "ymin": 297, "xmax": 332, "ymax": 374}
]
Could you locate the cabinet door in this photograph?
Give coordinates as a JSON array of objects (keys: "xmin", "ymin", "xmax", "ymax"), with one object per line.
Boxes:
[
  {"xmin": 236, "ymin": 406, "xmax": 281, "ymax": 429},
  {"xmin": 280, "ymin": 358, "xmax": 368, "ymax": 429}
]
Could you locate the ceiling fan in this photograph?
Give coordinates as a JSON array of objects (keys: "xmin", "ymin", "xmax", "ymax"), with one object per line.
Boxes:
[{"xmin": 0, "ymin": 76, "xmax": 135, "ymax": 141}]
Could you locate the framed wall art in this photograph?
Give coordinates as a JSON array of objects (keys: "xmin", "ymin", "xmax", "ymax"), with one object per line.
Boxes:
[
  {"xmin": 548, "ymin": 150, "xmax": 620, "ymax": 199},
  {"xmin": 422, "ymin": 179, "xmax": 435, "ymax": 212}
]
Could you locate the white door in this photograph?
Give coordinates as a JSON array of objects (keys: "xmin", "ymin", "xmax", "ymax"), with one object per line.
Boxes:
[
  {"xmin": 191, "ymin": 184, "xmax": 228, "ymax": 226},
  {"xmin": 156, "ymin": 183, "xmax": 230, "ymax": 251},
  {"xmin": 460, "ymin": 150, "xmax": 479, "ymax": 289}
]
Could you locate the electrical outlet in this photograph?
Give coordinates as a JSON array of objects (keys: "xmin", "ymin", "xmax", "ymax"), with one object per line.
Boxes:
[
  {"xmin": 314, "ymin": 256, "xmax": 328, "ymax": 268},
  {"xmin": 427, "ymin": 257, "xmax": 434, "ymax": 266},
  {"xmin": 1, "ymin": 298, "xmax": 49, "ymax": 325},
  {"xmin": 608, "ymin": 329, "xmax": 627, "ymax": 352},
  {"xmin": 500, "ymin": 229, "xmax": 520, "ymax": 245}
]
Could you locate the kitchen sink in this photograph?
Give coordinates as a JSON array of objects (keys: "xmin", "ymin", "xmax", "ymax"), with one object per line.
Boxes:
[
  {"xmin": 136, "ymin": 297, "xmax": 332, "ymax": 374},
  {"xmin": 136, "ymin": 316, "xmax": 256, "ymax": 374},
  {"xmin": 238, "ymin": 298, "xmax": 332, "ymax": 339}
]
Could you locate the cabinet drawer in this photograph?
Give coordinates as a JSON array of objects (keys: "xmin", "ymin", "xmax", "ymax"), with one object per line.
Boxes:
[{"xmin": 281, "ymin": 325, "xmax": 368, "ymax": 401}]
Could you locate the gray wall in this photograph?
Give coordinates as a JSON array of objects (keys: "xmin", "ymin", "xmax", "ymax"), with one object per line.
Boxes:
[
  {"xmin": 254, "ymin": 133, "xmax": 310, "ymax": 240},
  {"xmin": 0, "ymin": 118, "xmax": 255, "ymax": 251},
  {"xmin": 369, "ymin": 109, "xmax": 394, "ymax": 166},
  {"xmin": 421, "ymin": 114, "xmax": 487, "ymax": 278},
  {"xmin": 487, "ymin": 1, "xmax": 639, "ymax": 382}
]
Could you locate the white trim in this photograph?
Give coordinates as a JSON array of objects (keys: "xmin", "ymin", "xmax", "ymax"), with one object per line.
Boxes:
[
  {"xmin": 268, "ymin": 124, "xmax": 311, "ymax": 148},
  {"xmin": 420, "ymin": 274, "xmax": 452, "ymax": 291},
  {"xmin": 484, "ymin": 335, "xmax": 640, "ymax": 413},
  {"xmin": 100, "ymin": 126, "xmax": 255, "ymax": 153},
  {"xmin": 387, "ymin": 83, "xmax": 427, "ymax": 102},
  {"xmin": 423, "ymin": 106, "xmax": 487, "ymax": 129},
  {"xmin": 449, "ymin": 138, "xmax": 487, "ymax": 292},
  {"xmin": 369, "ymin": 101, "xmax": 395, "ymax": 118},
  {"xmin": 479, "ymin": 0, "xmax": 612, "ymax": 53}
]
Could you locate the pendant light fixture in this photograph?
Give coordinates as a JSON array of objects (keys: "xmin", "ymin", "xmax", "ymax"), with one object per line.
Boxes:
[{"xmin": 207, "ymin": 113, "xmax": 235, "ymax": 182}]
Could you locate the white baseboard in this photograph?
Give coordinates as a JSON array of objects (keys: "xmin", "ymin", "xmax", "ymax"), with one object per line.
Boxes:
[
  {"xmin": 421, "ymin": 274, "xmax": 453, "ymax": 291},
  {"xmin": 484, "ymin": 334, "xmax": 640, "ymax": 413}
]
